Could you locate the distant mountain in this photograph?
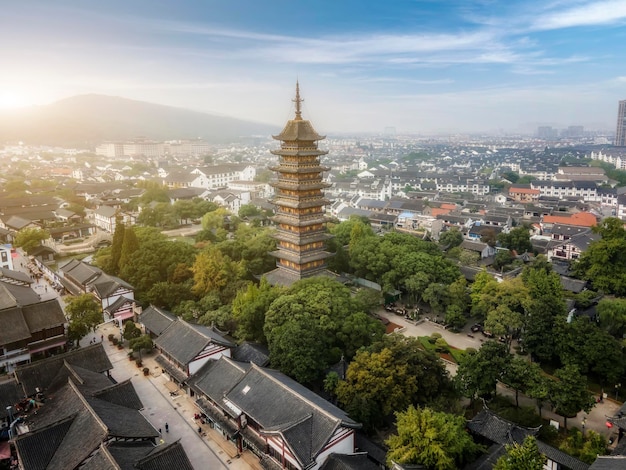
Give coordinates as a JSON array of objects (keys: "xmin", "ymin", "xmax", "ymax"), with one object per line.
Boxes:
[{"xmin": 0, "ymin": 94, "xmax": 279, "ymax": 146}]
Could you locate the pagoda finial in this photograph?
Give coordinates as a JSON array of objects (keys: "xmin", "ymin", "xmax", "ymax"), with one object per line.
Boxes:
[{"xmin": 293, "ymin": 80, "xmax": 303, "ymax": 120}]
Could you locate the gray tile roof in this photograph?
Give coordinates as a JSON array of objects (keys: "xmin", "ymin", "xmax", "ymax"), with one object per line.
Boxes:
[
  {"xmin": 22, "ymin": 299, "xmax": 66, "ymax": 333},
  {"xmin": 139, "ymin": 306, "xmax": 176, "ymax": 336},
  {"xmin": 226, "ymin": 364, "xmax": 360, "ymax": 468},
  {"xmin": 15, "ymin": 343, "xmax": 113, "ymax": 396},
  {"xmin": 0, "ymin": 281, "xmax": 40, "ymax": 309},
  {"xmin": 135, "ymin": 440, "xmax": 194, "ymax": 470},
  {"xmin": 103, "ymin": 295, "xmax": 134, "ymax": 315},
  {"xmin": 90, "ymin": 379, "xmax": 144, "ymax": 410},
  {"xmin": 0, "ymin": 267, "xmax": 33, "ymax": 285},
  {"xmin": 154, "ymin": 319, "xmax": 235, "ymax": 366},
  {"xmin": 589, "ymin": 456, "xmax": 626, "ymax": 469},
  {"xmin": 232, "ymin": 342, "xmax": 270, "ymax": 366},
  {"xmin": 0, "ymin": 306, "xmax": 31, "ymax": 344},
  {"xmin": 319, "ymin": 452, "xmax": 381, "ymax": 470},
  {"xmin": 187, "ymin": 356, "xmax": 250, "ymax": 404}
]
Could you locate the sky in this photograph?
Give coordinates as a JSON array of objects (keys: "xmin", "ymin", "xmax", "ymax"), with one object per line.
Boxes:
[{"xmin": 1, "ymin": 0, "xmax": 626, "ymax": 134}]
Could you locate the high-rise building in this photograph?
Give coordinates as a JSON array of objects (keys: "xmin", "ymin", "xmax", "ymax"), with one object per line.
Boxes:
[
  {"xmin": 616, "ymin": 100, "xmax": 626, "ymax": 147},
  {"xmin": 264, "ymin": 83, "xmax": 334, "ymax": 286}
]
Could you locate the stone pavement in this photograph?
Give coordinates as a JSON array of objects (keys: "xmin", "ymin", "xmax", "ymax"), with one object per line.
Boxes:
[
  {"xmin": 86, "ymin": 323, "xmax": 262, "ymax": 470},
  {"xmin": 378, "ymin": 309, "xmax": 623, "ymax": 440}
]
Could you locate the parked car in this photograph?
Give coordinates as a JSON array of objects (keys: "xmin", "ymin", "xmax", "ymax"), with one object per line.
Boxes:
[
  {"xmin": 471, "ymin": 324, "xmax": 482, "ymax": 333},
  {"xmin": 481, "ymin": 329, "xmax": 495, "ymax": 338}
]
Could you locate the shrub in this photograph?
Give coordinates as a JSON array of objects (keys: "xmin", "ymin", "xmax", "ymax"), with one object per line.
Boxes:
[
  {"xmin": 111, "ymin": 337, "xmax": 119, "ymax": 345},
  {"xmin": 108, "ymin": 333, "xmax": 114, "ymax": 342},
  {"xmin": 135, "ymin": 359, "xmax": 142, "ymax": 367},
  {"xmin": 143, "ymin": 367, "xmax": 150, "ymax": 376}
]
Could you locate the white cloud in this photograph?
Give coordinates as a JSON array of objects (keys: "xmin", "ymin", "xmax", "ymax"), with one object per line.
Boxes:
[{"xmin": 532, "ymin": 0, "xmax": 626, "ymax": 30}]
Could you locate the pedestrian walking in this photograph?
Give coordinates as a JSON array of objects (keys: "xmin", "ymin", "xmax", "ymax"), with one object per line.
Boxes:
[
  {"xmin": 101, "ymin": 334, "xmax": 104, "ymax": 342},
  {"xmin": 158, "ymin": 428, "xmax": 162, "ymax": 434},
  {"xmin": 165, "ymin": 423, "xmax": 169, "ymax": 433}
]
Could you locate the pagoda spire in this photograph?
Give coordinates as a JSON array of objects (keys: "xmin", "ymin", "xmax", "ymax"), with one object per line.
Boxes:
[{"xmin": 293, "ymin": 80, "xmax": 304, "ymax": 120}]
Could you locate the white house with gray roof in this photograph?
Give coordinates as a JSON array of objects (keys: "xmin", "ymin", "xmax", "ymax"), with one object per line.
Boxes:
[{"xmin": 187, "ymin": 355, "xmax": 361, "ymax": 470}]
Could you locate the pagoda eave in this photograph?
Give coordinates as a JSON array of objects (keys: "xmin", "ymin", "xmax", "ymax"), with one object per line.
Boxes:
[
  {"xmin": 271, "ymin": 182, "xmax": 331, "ymax": 190},
  {"xmin": 273, "ymin": 231, "xmax": 334, "ymax": 244},
  {"xmin": 270, "ymin": 198, "xmax": 330, "ymax": 209},
  {"xmin": 270, "ymin": 149, "xmax": 328, "ymax": 157},
  {"xmin": 271, "ymin": 215, "xmax": 330, "ymax": 227},
  {"xmin": 268, "ymin": 165, "xmax": 331, "ymax": 174},
  {"xmin": 269, "ymin": 250, "xmax": 334, "ymax": 264}
]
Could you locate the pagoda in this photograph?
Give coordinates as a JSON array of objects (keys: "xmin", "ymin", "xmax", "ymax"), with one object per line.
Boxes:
[{"xmin": 264, "ymin": 82, "xmax": 334, "ymax": 286}]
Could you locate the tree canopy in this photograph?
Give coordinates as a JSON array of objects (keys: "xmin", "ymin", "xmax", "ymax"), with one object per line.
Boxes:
[
  {"xmin": 264, "ymin": 277, "xmax": 384, "ymax": 383},
  {"xmin": 14, "ymin": 228, "xmax": 50, "ymax": 254},
  {"xmin": 494, "ymin": 436, "xmax": 546, "ymax": 470},
  {"xmin": 65, "ymin": 294, "xmax": 102, "ymax": 346},
  {"xmin": 386, "ymin": 406, "xmax": 483, "ymax": 470},
  {"xmin": 336, "ymin": 334, "xmax": 450, "ymax": 430}
]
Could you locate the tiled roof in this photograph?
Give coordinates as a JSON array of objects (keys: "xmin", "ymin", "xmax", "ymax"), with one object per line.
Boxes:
[
  {"xmin": 15, "ymin": 343, "xmax": 113, "ymax": 396},
  {"xmin": 0, "ymin": 306, "xmax": 31, "ymax": 344},
  {"xmin": 90, "ymin": 379, "xmax": 144, "ymax": 410},
  {"xmin": 232, "ymin": 342, "xmax": 270, "ymax": 367},
  {"xmin": 187, "ymin": 356, "xmax": 250, "ymax": 403},
  {"xmin": 320, "ymin": 453, "xmax": 388, "ymax": 470},
  {"xmin": 0, "ymin": 268, "xmax": 33, "ymax": 285},
  {"xmin": 22, "ymin": 299, "xmax": 66, "ymax": 333},
  {"xmin": 154, "ymin": 320, "xmax": 234, "ymax": 366},
  {"xmin": 273, "ymin": 118, "xmax": 325, "ymax": 142},
  {"xmin": 589, "ymin": 456, "xmax": 626, "ymax": 469},
  {"xmin": 139, "ymin": 306, "xmax": 176, "ymax": 336},
  {"xmin": 226, "ymin": 364, "xmax": 360, "ymax": 468},
  {"xmin": 134, "ymin": 440, "xmax": 194, "ymax": 470}
]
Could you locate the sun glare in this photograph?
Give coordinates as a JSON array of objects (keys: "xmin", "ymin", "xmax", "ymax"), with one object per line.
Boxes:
[{"xmin": 0, "ymin": 90, "xmax": 27, "ymax": 109}]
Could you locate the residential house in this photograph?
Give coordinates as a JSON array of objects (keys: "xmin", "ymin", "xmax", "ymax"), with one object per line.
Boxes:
[
  {"xmin": 547, "ymin": 230, "xmax": 600, "ymax": 262},
  {"xmin": 0, "ymin": 245, "xmax": 13, "ymax": 270},
  {"xmin": 508, "ymin": 185, "xmax": 541, "ymax": 203},
  {"xmin": 0, "ymin": 276, "xmax": 67, "ymax": 373},
  {"xmin": 58, "ymin": 259, "xmax": 135, "ymax": 325},
  {"xmin": 541, "ymin": 212, "xmax": 597, "ymax": 234},
  {"xmin": 187, "ymin": 355, "xmax": 362, "ymax": 470},
  {"xmin": 189, "ymin": 164, "xmax": 256, "ymax": 190},
  {"xmin": 459, "ymin": 240, "xmax": 497, "ymax": 259},
  {"xmin": 153, "ymin": 319, "xmax": 235, "ymax": 384}
]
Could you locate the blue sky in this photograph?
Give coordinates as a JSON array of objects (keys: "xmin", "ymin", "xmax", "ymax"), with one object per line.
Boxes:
[{"xmin": 1, "ymin": 0, "xmax": 625, "ymax": 133}]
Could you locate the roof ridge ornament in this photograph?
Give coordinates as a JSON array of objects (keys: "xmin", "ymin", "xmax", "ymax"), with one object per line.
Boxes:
[{"xmin": 293, "ymin": 80, "xmax": 303, "ymax": 120}]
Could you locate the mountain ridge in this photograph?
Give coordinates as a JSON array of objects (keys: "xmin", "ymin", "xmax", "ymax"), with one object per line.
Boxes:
[{"xmin": 0, "ymin": 94, "xmax": 280, "ymax": 146}]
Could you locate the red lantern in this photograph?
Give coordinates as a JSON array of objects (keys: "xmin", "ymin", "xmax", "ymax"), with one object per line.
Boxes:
[{"xmin": 606, "ymin": 421, "xmax": 613, "ymax": 428}]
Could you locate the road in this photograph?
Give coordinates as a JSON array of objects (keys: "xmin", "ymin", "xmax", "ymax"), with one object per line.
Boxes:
[{"xmin": 377, "ymin": 309, "xmax": 622, "ymax": 439}]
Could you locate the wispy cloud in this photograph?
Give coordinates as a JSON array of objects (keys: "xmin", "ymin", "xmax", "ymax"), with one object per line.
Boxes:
[{"xmin": 532, "ymin": 0, "xmax": 626, "ymax": 30}]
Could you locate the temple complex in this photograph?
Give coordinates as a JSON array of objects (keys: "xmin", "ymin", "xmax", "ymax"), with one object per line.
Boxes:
[{"xmin": 263, "ymin": 82, "xmax": 334, "ymax": 286}]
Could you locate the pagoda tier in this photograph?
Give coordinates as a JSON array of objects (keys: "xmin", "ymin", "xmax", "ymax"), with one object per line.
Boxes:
[{"xmin": 263, "ymin": 82, "xmax": 334, "ymax": 285}]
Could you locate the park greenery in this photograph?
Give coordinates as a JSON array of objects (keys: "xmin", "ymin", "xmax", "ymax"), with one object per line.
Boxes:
[
  {"xmin": 65, "ymin": 293, "xmax": 103, "ymax": 346},
  {"xmin": 87, "ymin": 209, "xmax": 626, "ymax": 467}
]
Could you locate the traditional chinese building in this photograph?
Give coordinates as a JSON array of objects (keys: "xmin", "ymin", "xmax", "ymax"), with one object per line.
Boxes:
[{"xmin": 264, "ymin": 83, "xmax": 334, "ymax": 286}]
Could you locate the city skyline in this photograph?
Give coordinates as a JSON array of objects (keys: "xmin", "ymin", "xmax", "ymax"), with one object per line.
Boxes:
[{"xmin": 1, "ymin": 0, "xmax": 626, "ymax": 134}]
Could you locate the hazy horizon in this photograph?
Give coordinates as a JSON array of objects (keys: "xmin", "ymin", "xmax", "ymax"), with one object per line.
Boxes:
[{"xmin": 1, "ymin": 0, "xmax": 625, "ymax": 134}]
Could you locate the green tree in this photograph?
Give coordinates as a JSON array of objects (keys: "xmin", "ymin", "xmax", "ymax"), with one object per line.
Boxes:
[
  {"xmin": 65, "ymin": 294, "xmax": 102, "ymax": 346},
  {"xmin": 456, "ymin": 341, "xmax": 511, "ymax": 400},
  {"xmin": 172, "ymin": 199, "xmax": 196, "ymax": 224},
  {"xmin": 498, "ymin": 226, "xmax": 533, "ymax": 253},
  {"xmin": 264, "ymin": 278, "xmax": 383, "ymax": 383},
  {"xmin": 522, "ymin": 263, "xmax": 566, "ymax": 363},
  {"xmin": 119, "ymin": 227, "xmax": 139, "ymax": 270},
  {"xmin": 191, "ymin": 246, "xmax": 244, "ymax": 303},
  {"xmin": 232, "ymin": 278, "xmax": 281, "ymax": 343},
  {"xmin": 145, "ymin": 281, "xmax": 195, "ymax": 310},
  {"xmin": 336, "ymin": 335, "xmax": 450, "ymax": 431},
  {"xmin": 597, "ymin": 297, "xmax": 626, "ymax": 337},
  {"xmin": 439, "ymin": 228, "xmax": 464, "ymax": 248},
  {"xmin": 14, "ymin": 228, "xmax": 50, "ymax": 254},
  {"xmin": 494, "ymin": 435, "xmax": 546, "ymax": 470},
  {"xmin": 559, "ymin": 429, "xmax": 608, "ymax": 464},
  {"xmin": 550, "ymin": 365, "xmax": 595, "ymax": 429},
  {"xmin": 386, "ymin": 406, "xmax": 483, "ymax": 470},
  {"xmin": 109, "ymin": 219, "xmax": 125, "ymax": 275},
  {"xmin": 123, "ymin": 321, "xmax": 141, "ymax": 341},
  {"xmin": 573, "ymin": 217, "xmax": 626, "ymax": 295},
  {"xmin": 238, "ymin": 204, "xmax": 261, "ymax": 218},
  {"xmin": 502, "ymin": 357, "xmax": 542, "ymax": 408}
]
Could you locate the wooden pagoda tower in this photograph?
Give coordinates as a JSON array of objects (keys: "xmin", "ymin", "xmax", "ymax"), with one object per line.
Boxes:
[{"xmin": 264, "ymin": 82, "xmax": 334, "ymax": 286}]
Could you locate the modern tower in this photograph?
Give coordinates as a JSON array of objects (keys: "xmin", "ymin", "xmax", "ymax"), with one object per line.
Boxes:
[
  {"xmin": 616, "ymin": 100, "xmax": 626, "ymax": 147},
  {"xmin": 264, "ymin": 83, "xmax": 333, "ymax": 286}
]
